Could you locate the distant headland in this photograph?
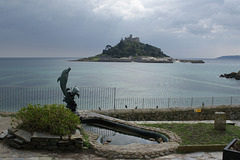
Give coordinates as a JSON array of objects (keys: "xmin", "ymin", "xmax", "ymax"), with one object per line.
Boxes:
[
  {"xmin": 75, "ymin": 34, "xmax": 204, "ymax": 64},
  {"xmin": 216, "ymin": 55, "xmax": 240, "ymax": 60}
]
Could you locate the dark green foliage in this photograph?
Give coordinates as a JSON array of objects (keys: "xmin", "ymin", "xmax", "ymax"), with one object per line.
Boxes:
[
  {"xmin": 12, "ymin": 104, "xmax": 80, "ymax": 136},
  {"xmin": 101, "ymin": 40, "xmax": 169, "ymax": 58},
  {"xmin": 80, "ymin": 128, "xmax": 90, "ymax": 149}
]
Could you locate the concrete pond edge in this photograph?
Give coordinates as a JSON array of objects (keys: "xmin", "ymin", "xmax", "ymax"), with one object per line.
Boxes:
[{"xmin": 80, "ymin": 111, "xmax": 182, "ymax": 159}]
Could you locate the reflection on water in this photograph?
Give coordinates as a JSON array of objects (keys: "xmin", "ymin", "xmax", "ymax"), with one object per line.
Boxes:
[{"xmin": 82, "ymin": 124, "xmax": 158, "ymax": 145}]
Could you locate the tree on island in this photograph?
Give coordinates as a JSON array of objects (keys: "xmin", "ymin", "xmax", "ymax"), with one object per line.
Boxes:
[{"xmin": 105, "ymin": 45, "xmax": 112, "ymax": 50}]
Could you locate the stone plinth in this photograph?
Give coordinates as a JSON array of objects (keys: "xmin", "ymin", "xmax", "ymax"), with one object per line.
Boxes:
[{"xmin": 214, "ymin": 112, "xmax": 226, "ymax": 131}]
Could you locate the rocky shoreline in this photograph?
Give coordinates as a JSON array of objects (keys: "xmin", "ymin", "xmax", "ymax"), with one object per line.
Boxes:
[
  {"xmin": 72, "ymin": 58, "xmax": 205, "ymax": 64},
  {"xmin": 74, "ymin": 57, "xmax": 174, "ymax": 63},
  {"xmin": 178, "ymin": 59, "xmax": 205, "ymax": 63},
  {"xmin": 220, "ymin": 71, "xmax": 240, "ymax": 80}
]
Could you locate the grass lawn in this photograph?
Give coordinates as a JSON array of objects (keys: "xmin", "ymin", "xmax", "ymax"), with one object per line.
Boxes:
[{"xmin": 142, "ymin": 123, "xmax": 240, "ymax": 145}]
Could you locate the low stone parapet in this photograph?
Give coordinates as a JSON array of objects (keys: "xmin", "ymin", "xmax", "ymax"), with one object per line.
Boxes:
[
  {"xmin": 6, "ymin": 128, "xmax": 84, "ymax": 151},
  {"xmin": 94, "ymin": 105, "xmax": 240, "ymax": 121}
]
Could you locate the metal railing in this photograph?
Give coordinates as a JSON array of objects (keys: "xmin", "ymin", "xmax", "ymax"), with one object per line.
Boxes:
[
  {"xmin": 0, "ymin": 86, "xmax": 116, "ymax": 112},
  {"xmin": 115, "ymin": 96, "xmax": 240, "ymax": 109},
  {"xmin": 0, "ymin": 86, "xmax": 240, "ymax": 112}
]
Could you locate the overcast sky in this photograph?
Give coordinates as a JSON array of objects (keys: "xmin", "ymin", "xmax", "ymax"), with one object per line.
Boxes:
[{"xmin": 0, "ymin": 0, "xmax": 240, "ymax": 58}]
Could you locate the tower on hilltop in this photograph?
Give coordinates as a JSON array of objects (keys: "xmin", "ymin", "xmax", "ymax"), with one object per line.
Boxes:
[{"xmin": 124, "ymin": 34, "xmax": 140, "ymax": 42}]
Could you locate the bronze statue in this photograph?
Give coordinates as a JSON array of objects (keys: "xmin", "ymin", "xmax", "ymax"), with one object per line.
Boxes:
[
  {"xmin": 57, "ymin": 67, "xmax": 80, "ymax": 114},
  {"xmin": 57, "ymin": 67, "xmax": 71, "ymax": 96}
]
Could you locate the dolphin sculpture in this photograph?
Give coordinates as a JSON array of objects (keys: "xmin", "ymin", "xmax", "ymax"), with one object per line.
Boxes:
[
  {"xmin": 71, "ymin": 86, "xmax": 80, "ymax": 98},
  {"xmin": 57, "ymin": 67, "xmax": 71, "ymax": 96}
]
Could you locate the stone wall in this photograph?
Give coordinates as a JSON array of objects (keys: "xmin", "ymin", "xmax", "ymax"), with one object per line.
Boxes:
[
  {"xmin": 6, "ymin": 128, "xmax": 84, "ymax": 151},
  {"xmin": 94, "ymin": 105, "xmax": 240, "ymax": 121}
]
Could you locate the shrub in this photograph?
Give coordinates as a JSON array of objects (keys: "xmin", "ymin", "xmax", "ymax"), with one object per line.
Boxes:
[
  {"xmin": 12, "ymin": 104, "xmax": 80, "ymax": 135},
  {"xmin": 78, "ymin": 126, "xmax": 90, "ymax": 149}
]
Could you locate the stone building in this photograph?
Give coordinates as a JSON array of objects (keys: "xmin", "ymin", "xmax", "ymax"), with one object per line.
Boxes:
[{"xmin": 124, "ymin": 34, "xmax": 140, "ymax": 42}]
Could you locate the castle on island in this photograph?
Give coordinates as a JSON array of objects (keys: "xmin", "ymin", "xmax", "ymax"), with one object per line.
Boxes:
[
  {"xmin": 123, "ymin": 34, "xmax": 140, "ymax": 42},
  {"xmin": 77, "ymin": 33, "xmax": 204, "ymax": 63}
]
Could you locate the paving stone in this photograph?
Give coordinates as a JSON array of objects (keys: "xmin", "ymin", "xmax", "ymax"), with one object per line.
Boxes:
[
  {"xmin": 39, "ymin": 142, "xmax": 48, "ymax": 146},
  {"xmin": 61, "ymin": 135, "xmax": 69, "ymax": 141},
  {"xmin": 209, "ymin": 152, "xmax": 223, "ymax": 159},
  {"xmin": 47, "ymin": 146, "xmax": 58, "ymax": 150},
  {"xmin": 0, "ymin": 130, "xmax": 8, "ymax": 139},
  {"xmin": 8, "ymin": 128, "xmax": 17, "ymax": 134},
  {"xmin": 12, "ymin": 138, "xmax": 24, "ymax": 144},
  {"xmin": 75, "ymin": 143, "xmax": 83, "ymax": 149},
  {"xmin": 35, "ymin": 146, "xmax": 42, "ymax": 149},
  {"xmin": 185, "ymin": 158, "xmax": 198, "ymax": 160},
  {"xmin": 7, "ymin": 133, "xmax": 14, "ymax": 139},
  {"xmin": 70, "ymin": 130, "xmax": 82, "ymax": 141},
  {"xmin": 58, "ymin": 140, "xmax": 69, "ymax": 144},
  {"xmin": 26, "ymin": 157, "xmax": 39, "ymax": 160},
  {"xmin": 58, "ymin": 146, "xmax": 66, "ymax": 150},
  {"xmin": 32, "ymin": 132, "xmax": 60, "ymax": 142},
  {"xmin": 187, "ymin": 152, "xmax": 205, "ymax": 157},
  {"xmin": 49, "ymin": 139, "xmax": 59, "ymax": 143},
  {"xmin": 38, "ymin": 157, "xmax": 53, "ymax": 160},
  {"xmin": 144, "ymin": 155, "xmax": 150, "ymax": 159},
  {"xmin": 66, "ymin": 145, "xmax": 76, "ymax": 151},
  {"xmin": 23, "ymin": 143, "xmax": 36, "ymax": 149},
  {"xmin": 14, "ymin": 129, "xmax": 31, "ymax": 142},
  {"xmin": 8, "ymin": 140, "xmax": 23, "ymax": 149}
]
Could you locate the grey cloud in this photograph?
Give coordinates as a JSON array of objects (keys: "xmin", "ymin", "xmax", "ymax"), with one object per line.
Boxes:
[{"xmin": 0, "ymin": 0, "xmax": 240, "ymax": 58}]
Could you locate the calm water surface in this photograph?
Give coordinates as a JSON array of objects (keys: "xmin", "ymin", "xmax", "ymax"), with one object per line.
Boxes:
[{"xmin": 0, "ymin": 58, "xmax": 240, "ymax": 98}]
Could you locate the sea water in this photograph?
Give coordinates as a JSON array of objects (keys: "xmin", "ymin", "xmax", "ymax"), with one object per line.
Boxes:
[
  {"xmin": 82, "ymin": 124, "xmax": 158, "ymax": 145},
  {"xmin": 0, "ymin": 57, "xmax": 240, "ymax": 98}
]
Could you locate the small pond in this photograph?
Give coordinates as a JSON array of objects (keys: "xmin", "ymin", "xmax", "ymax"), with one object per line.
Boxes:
[
  {"xmin": 83, "ymin": 124, "xmax": 158, "ymax": 145},
  {"xmin": 82, "ymin": 118, "xmax": 168, "ymax": 145}
]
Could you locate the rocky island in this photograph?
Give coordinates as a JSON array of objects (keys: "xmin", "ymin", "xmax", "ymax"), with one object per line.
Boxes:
[
  {"xmin": 177, "ymin": 59, "xmax": 205, "ymax": 63},
  {"xmin": 218, "ymin": 56, "xmax": 240, "ymax": 80},
  {"xmin": 220, "ymin": 71, "xmax": 240, "ymax": 80},
  {"xmin": 77, "ymin": 34, "xmax": 174, "ymax": 63}
]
